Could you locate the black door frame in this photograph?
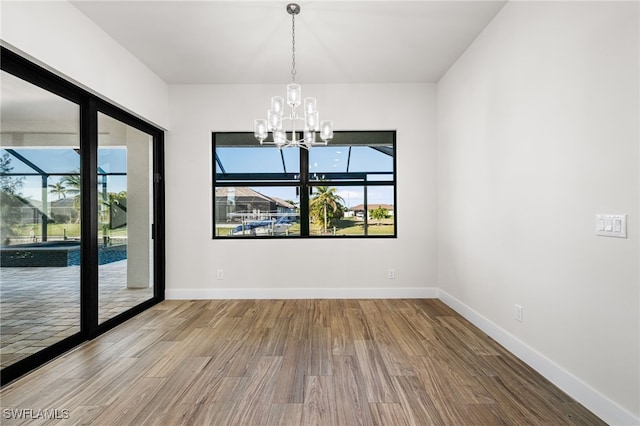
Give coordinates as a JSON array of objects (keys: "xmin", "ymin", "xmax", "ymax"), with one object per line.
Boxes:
[{"xmin": 0, "ymin": 46, "xmax": 166, "ymax": 385}]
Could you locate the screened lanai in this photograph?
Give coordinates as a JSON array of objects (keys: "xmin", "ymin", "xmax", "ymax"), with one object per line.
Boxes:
[
  {"xmin": 213, "ymin": 131, "xmax": 397, "ymax": 237},
  {"xmin": 1, "ymin": 66, "xmax": 159, "ymax": 375},
  {"xmin": 0, "ymin": 141, "xmax": 152, "ymax": 370},
  {"xmin": 1, "ymin": 146, "xmax": 127, "ymax": 251}
]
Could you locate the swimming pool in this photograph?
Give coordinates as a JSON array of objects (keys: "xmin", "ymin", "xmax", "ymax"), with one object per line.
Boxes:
[{"xmin": 0, "ymin": 241, "xmax": 127, "ymax": 267}]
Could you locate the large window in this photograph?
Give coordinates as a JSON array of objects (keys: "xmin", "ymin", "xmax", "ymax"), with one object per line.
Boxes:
[{"xmin": 213, "ymin": 131, "xmax": 396, "ymax": 238}]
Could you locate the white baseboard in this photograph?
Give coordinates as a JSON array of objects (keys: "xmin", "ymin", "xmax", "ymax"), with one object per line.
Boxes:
[
  {"xmin": 437, "ymin": 289, "xmax": 639, "ymax": 426},
  {"xmin": 166, "ymin": 286, "xmax": 438, "ymax": 300}
]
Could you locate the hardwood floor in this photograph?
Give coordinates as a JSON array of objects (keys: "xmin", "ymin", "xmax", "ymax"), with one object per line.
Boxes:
[{"xmin": 0, "ymin": 299, "xmax": 605, "ymax": 425}]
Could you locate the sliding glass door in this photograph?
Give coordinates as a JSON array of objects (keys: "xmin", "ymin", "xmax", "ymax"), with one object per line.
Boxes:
[
  {"xmin": 0, "ymin": 70, "xmax": 82, "ymax": 370},
  {"xmin": 0, "ymin": 47, "xmax": 164, "ymax": 385},
  {"xmin": 97, "ymin": 113, "xmax": 154, "ymax": 323}
]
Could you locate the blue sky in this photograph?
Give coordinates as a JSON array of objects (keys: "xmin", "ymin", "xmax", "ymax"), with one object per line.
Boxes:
[
  {"xmin": 216, "ymin": 145, "xmax": 392, "ymax": 175},
  {"xmin": 7, "ymin": 145, "xmax": 394, "ymax": 208},
  {"xmin": 2, "ymin": 148, "xmax": 127, "ymax": 200},
  {"xmin": 216, "ymin": 145, "xmax": 394, "ymax": 208}
]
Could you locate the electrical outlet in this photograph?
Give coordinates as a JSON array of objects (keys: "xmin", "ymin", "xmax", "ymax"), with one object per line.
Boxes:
[
  {"xmin": 217, "ymin": 269, "xmax": 224, "ymax": 280},
  {"xmin": 388, "ymin": 269, "xmax": 395, "ymax": 279},
  {"xmin": 515, "ymin": 304, "xmax": 523, "ymax": 322}
]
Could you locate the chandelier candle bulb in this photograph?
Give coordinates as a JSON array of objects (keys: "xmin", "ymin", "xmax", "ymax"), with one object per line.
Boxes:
[
  {"xmin": 304, "ymin": 97, "xmax": 317, "ymax": 114},
  {"xmin": 274, "ymin": 130, "xmax": 287, "ymax": 147},
  {"xmin": 306, "ymin": 111, "xmax": 318, "ymax": 131},
  {"xmin": 305, "ymin": 131, "xmax": 315, "ymax": 145},
  {"xmin": 271, "ymin": 96, "xmax": 284, "ymax": 114},
  {"xmin": 320, "ymin": 120, "xmax": 334, "ymax": 142},
  {"xmin": 268, "ymin": 109, "xmax": 282, "ymax": 131},
  {"xmin": 254, "ymin": 119, "xmax": 268, "ymax": 142},
  {"xmin": 287, "ymin": 83, "xmax": 301, "ymax": 107}
]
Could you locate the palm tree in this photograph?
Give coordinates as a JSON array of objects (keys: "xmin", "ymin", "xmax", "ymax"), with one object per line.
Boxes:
[
  {"xmin": 1, "ymin": 153, "xmax": 26, "ymax": 243},
  {"xmin": 310, "ymin": 186, "xmax": 345, "ymax": 233},
  {"xmin": 59, "ymin": 174, "xmax": 80, "ymax": 196},
  {"xmin": 60, "ymin": 173, "xmax": 81, "ymax": 222},
  {"xmin": 48, "ymin": 181, "xmax": 67, "ymax": 200}
]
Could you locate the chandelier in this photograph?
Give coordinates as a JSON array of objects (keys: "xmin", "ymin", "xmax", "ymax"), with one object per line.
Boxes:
[{"xmin": 254, "ymin": 3, "xmax": 333, "ymax": 149}]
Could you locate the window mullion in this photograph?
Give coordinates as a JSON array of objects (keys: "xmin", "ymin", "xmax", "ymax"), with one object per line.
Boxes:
[{"xmin": 299, "ymin": 140, "xmax": 309, "ymax": 236}]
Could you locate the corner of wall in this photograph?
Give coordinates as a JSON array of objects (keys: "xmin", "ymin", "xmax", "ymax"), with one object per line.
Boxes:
[{"xmin": 437, "ymin": 289, "xmax": 640, "ymax": 426}]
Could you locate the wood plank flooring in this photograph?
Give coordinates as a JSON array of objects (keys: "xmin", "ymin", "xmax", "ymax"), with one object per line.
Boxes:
[{"xmin": 0, "ymin": 299, "xmax": 605, "ymax": 425}]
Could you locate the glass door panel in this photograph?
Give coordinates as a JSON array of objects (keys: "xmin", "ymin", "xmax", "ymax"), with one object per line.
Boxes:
[
  {"xmin": 97, "ymin": 113, "xmax": 153, "ymax": 323},
  {"xmin": 0, "ymin": 71, "xmax": 81, "ymax": 368}
]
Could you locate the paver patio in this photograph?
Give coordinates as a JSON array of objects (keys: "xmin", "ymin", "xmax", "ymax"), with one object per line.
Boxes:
[{"xmin": 0, "ymin": 260, "xmax": 153, "ymax": 368}]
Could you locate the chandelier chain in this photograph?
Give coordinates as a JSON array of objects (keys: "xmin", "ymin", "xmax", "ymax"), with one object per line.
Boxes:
[{"xmin": 291, "ymin": 12, "xmax": 296, "ymax": 82}]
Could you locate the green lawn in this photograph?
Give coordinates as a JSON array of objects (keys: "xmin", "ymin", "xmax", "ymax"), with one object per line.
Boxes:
[
  {"xmin": 313, "ymin": 218, "xmax": 394, "ymax": 236},
  {"xmin": 10, "ymin": 223, "xmax": 127, "ymax": 239}
]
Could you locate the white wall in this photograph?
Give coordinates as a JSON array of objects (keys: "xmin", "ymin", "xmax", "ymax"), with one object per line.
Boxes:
[
  {"xmin": 166, "ymin": 83, "xmax": 437, "ymax": 298},
  {"xmin": 437, "ymin": 2, "xmax": 639, "ymax": 424},
  {"xmin": 0, "ymin": 1, "xmax": 169, "ymax": 129}
]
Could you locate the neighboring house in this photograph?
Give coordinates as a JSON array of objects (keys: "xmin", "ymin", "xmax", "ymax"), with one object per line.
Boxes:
[
  {"xmin": 15, "ymin": 198, "xmax": 45, "ymax": 225},
  {"xmin": 349, "ymin": 203, "xmax": 394, "ymax": 218},
  {"xmin": 50, "ymin": 197, "xmax": 77, "ymax": 223},
  {"xmin": 16, "ymin": 197, "xmax": 77, "ymax": 225},
  {"xmin": 215, "ymin": 187, "xmax": 296, "ymax": 222}
]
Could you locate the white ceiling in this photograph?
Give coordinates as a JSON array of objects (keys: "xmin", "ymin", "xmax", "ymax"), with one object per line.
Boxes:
[{"xmin": 70, "ymin": 1, "xmax": 506, "ymax": 85}]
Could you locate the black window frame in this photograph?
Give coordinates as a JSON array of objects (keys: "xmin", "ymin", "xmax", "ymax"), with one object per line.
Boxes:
[{"xmin": 212, "ymin": 130, "xmax": 397, "ymax": 239}]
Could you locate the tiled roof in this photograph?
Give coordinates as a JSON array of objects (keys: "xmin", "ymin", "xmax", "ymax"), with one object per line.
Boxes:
[
  {"xmin": 215, "ymin": 187, "xmax": 294, "ymax": 208},
  {"xmin": 350, "ymin": 203, "xmax": 394, "ymax": 211}
]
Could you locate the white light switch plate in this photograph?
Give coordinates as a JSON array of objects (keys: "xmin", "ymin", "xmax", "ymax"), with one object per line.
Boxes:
[{"xmin": 596, "ymin": 214, "xmax": 627, "ymax": 238}]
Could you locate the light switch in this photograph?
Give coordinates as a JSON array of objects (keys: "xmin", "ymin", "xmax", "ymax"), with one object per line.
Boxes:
[{"xmin": 596, "ymin": 214, "xmax": 627, "ymax": 238}]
